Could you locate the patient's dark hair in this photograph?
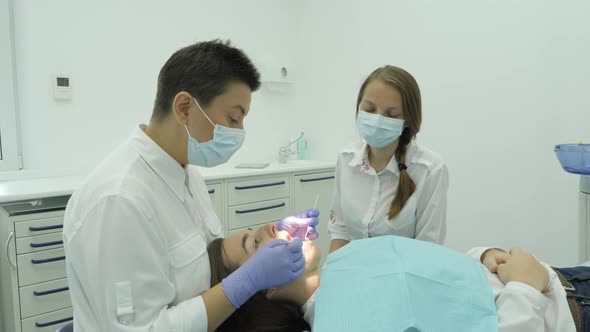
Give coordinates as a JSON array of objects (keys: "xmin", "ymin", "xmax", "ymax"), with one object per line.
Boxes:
[{"xmin": 208, "ymin": 238, "xmax": 310, "ymax": 332}]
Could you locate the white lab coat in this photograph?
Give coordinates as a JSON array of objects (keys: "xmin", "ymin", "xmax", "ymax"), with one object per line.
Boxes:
[
  {"xmin": 302, "ymin": 247, "xmax": 576, "ymax": 331},
  {"xmin": 328, "ymin": 140, "xmax": 448, "ymax": 244},
  {"xmin": 63, "ymin": 125, "xmax": 222, "ymax": 332},
  {"xmin": 466, "ymin": 248, "xmax": 576, "ymax": 332}
]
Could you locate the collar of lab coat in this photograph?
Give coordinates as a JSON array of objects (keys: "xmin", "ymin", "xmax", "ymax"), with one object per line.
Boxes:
[
  {"xmin": 345, "ymin": 139, "xmax": 421, "ymax": 176},
  {"xmin": 129, "ymin": 125, "xmax": 188, "ymax": 201}
]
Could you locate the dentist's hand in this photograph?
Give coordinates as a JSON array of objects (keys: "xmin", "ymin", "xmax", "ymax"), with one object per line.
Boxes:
[
  {"xmin": 277, "ymin": 209, "xmax": 320, "ymax": 240},
  {"xmin": 222, "ymin": 238, "xmax": 304, "ymax": 308}
]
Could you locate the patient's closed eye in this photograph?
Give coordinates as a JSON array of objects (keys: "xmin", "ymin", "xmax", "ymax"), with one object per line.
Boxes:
[{"xmin": 245, "ymin": 228, "xmax": 260, "ymax": 251}]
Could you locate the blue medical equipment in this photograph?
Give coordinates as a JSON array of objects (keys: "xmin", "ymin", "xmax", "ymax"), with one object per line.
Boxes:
[
  {"xmin": 555, "ymin": 144, "xmax": 590, "ymax": 175},
  {"xmin": 555, "ymin": 143, "xmax": 590, "ymax": 262}
]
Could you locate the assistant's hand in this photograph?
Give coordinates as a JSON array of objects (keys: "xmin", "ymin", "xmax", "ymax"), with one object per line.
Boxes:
[
  {"xmin": 496, "ymin": 247, "xmax": 549, "ymax": 293},
  {"xmin": 481, "ymin": 248, "xmax": 511, "ymax": 273},
  {"xmin": 222, "ymin": 238, "xmax": 305, "ymax": 308},
  {"xmin": 277, "ymin": 208, "xmax": 320, "ymax": 240}
]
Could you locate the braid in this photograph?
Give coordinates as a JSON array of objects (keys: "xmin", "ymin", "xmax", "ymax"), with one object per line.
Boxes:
[{"xmin": 388, "ymin": 128, "xmax": 416, "ymax": 220}]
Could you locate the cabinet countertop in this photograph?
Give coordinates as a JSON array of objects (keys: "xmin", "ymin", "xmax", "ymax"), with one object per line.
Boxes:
[{"xmin": 0, "ymin": 160, "xmax": 336, "ymax": 203}]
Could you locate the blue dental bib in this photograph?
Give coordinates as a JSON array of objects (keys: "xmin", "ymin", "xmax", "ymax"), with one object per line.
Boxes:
[{"xmin": 314, "ymin": 236, "xmax": 497, "ymax": 332}]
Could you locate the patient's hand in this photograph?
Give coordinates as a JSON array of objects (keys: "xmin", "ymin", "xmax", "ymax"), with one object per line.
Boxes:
[
  {"xmin": 481, "ymin": 248, "xmax": 511, "ymax": 273},
  {"xmin": 496, "ymin": 248, "xmax": 549, "ymax": 293}
]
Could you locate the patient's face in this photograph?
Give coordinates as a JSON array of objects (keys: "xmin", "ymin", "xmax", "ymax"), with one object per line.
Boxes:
[
  {"xmin": 223, "ymin": 223, "xmax": 321, "ymax": 272},
  {"xmin": 222, "ymin": 223, "xmax": 322, "ymax": 305}
]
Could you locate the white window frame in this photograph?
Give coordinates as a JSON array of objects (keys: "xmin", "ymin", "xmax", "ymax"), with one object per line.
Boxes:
[{"xmin": 0, "ymin": 0, "xmax": 21, "ymax": 171}]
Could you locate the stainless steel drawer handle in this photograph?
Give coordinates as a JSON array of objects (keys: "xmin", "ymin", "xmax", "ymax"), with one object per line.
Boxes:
[
  {"xmin": 35, "ymin": 316, "xmax": 73, "ymax": 328},
  {"xmin": 300, "ymin": 176, "xmax": 335, "ymax": 183},
  {"xmin": 235, "ymin": 181, "xmax": 286, "ymax": 190},
  {"xmin": 33, "ymin": 286, "xmax": 69, "ymax": 296},
  {"xmin": 31, "ymin": 255, "xmax": 66, "ymax": 265},
  {"xmin": 29, "ymin": 224, "xmax": 63, "ymax": 232},
  {"xmin": 235, "ymin": 202, "xmax": 286, "ymax": 214},
  {"xmin": 30, "ymin": 240, "xmax": 64, "ymax": 248},
  {"xmin": 5, "ymin": 232, "xmax": 16, "ymax": 269}
]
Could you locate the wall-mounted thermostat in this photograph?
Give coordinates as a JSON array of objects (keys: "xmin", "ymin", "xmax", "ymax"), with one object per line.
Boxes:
[{"xmin": 53, "ymin": 74, "xmax": 72, "ymax": 100}]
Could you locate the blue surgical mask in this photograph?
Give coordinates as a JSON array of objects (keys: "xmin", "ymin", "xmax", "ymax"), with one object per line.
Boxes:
[
  {"xmin": 185, "ymin": 97, "xmax": 245, "ymax": 167},
  {"xmin": 357, "ymin": 111, "xmax": 404, "ymax": 148}
]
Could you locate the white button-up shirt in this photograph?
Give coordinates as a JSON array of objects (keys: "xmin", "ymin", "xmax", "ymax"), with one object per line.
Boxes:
[
  {"xmin": 466, "ymin": 248, "xmax": 576, "ymax": 332},
  {"xmin": 63, "ymin": 125, "xmax": 222, "ymax": 332},
  {"xmin": 328, "ymin": 140, "xmax": 448, "ymax": 244}
]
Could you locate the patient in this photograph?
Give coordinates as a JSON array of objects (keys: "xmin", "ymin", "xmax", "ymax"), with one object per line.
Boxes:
[
  {"xmin": 209, "ymin": 223, "xmax": 585, "ymax": 331},
  {"xmin": 209, "ymin": 224, "xmax": 319, "ymax": 332}
]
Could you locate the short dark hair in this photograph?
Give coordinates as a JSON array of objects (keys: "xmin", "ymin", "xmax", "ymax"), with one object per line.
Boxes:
[{"xmin": 152, "ymin": 39, "xmax": 261, "ymax": 120}]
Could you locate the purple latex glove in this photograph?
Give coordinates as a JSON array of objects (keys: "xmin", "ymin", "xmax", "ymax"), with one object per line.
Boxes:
[
  {"xmin": 222, "ymin": 238, "xmax": 304, "ymax": 308},
  {"xmin": 276, "ymin": 208, "xmax": 320, "ymax": 240}
]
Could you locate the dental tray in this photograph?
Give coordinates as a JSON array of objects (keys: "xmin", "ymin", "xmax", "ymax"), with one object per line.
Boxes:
[
  {"xmin": 555, "ymin": 144, "xmax": 590, "ymax": 175},
  {"xmin": 234, "ymin": 162, "xmax": 270, "ymax": 169}
]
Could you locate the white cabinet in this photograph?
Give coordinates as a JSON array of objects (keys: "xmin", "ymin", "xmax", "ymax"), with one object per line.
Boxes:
[
  {"xmin": 292, "ymin": 171, "xmax": 335, "ymax": 263},
  {"xmin": 206, "ymin": 182, "xmax": 224, "ymax": 225},
  {"xmin": 19, "ymin": 278, "xmax": 71, "ymax": 320},
  {"xmin": 227, "ymin": 175, "xmax": 290, "ymax": 206},
  {"xmin": 225, "ymin": 175, "xmax": 291, "ymax": 233},
  {"xmin": 20, "ymin": 308, "xmax": 73, "ymax": 332},
  {"xmin": 0, "ymin": 196, "xmax": 72, "ymax": 332},
  {"xmin": 223, "ymin": 169, "xmax": 336, "ymax": 250}
]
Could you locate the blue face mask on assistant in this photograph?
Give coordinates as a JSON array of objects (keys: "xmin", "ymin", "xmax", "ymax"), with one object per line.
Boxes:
[
  {"xmin": 357, "ymin": 111, "xmax": 405, "ymax": 148},
  {"xmin": 185, "ymin": 97, "xmax": 245, "ymax": 167}
]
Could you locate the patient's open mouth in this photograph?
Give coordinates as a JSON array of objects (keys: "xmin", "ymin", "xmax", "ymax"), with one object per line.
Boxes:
[{"xmin": 276, "ymin": 229, "xmax": 293, "ymax": 241}]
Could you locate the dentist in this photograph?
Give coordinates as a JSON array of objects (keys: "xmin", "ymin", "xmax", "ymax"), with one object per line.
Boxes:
[{"xmin": 63, "ymin": 40, "xmax": 315, "ymax": 332}]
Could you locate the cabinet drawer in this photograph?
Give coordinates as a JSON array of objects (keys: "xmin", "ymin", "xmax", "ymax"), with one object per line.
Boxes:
[
  {"xmin": 21, "ymin": 307, "xmax": 73, "ymax": 332},
  {"xmin": 17, "ymin": 248, "xmax": 67, "ymax": 287},
  {"xmin": 228, "ymin": 198, "xmax": 290, "ymax": 230},
  {"xmin": 14, "ymin": 217, "xmax": 64, "ymax": 238},
  {"xmin": 294, "ymin": 171, "xmax": 335, "ymax": 185},
  {"xmin": 16, "ymin": 232, "xmax": 64, "ymax": 255},
  {"xmin": 227, "ymin": 176, "xmax": 290, "ymax": 206},
  {"xmin": 20, "ymin": 278, "xmax": 71, "ymax": 319}
]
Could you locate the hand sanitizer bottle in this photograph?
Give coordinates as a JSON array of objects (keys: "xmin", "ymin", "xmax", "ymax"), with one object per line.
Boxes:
[{"xmin": 297, "ymin": 131, "xmax": 307, "ymax": 160}]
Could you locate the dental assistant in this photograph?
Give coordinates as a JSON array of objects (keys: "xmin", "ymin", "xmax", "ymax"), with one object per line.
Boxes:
[
  {"xmin": 329, "ymin": 66, "xmax": 449, "ymax": 253},
  {"xmin": 63, "ymin": 40, "xmax": 311, "ymax": 332}
]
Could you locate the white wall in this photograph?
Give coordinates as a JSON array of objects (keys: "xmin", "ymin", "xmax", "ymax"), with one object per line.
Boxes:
[
  {"xmin": 0, "ymin": 0, "xmax": 20, "ymax": 171},
  {"xmin": 13, "ymin": 0, "xmax": 304, "ymax": 174},
  {"xmin": 11, "ymin": 0, "xmax": 590, "ymax": 266},
  {"xmin": 297, "ymin": 0, "xmax": 590, "ymax": 266}
]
